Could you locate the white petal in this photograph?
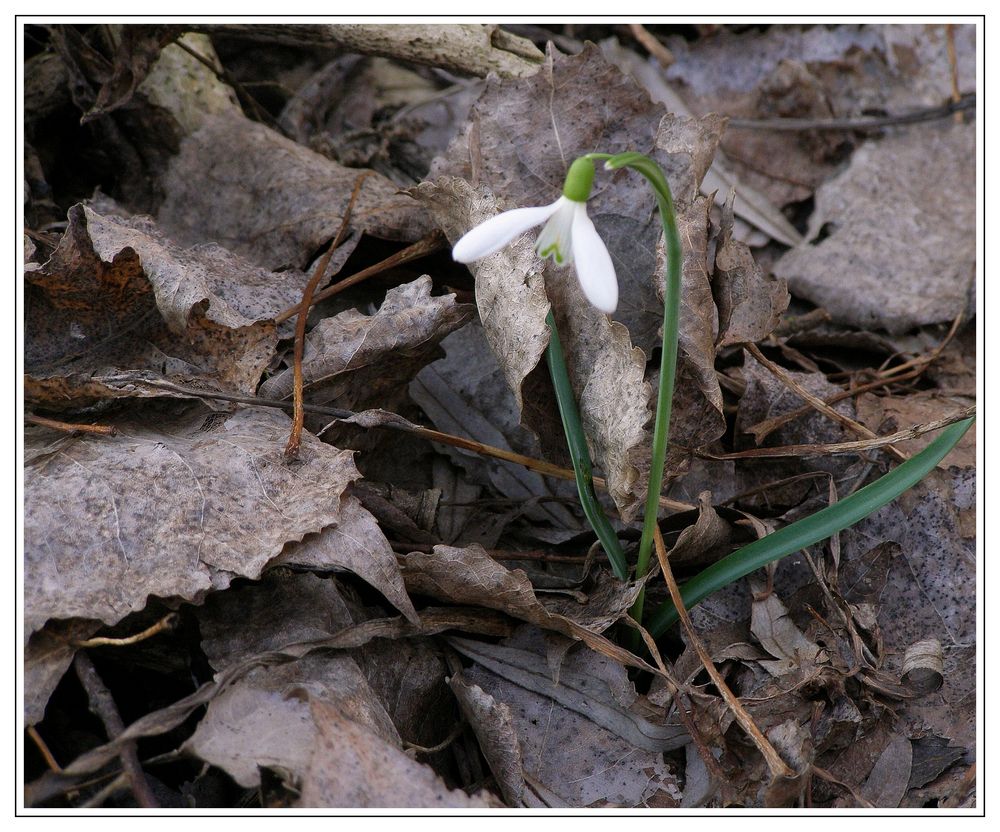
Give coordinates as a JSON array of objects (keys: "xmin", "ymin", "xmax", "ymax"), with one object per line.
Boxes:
[
  {"xmin": 452, "ymin": 201, "xmax": 560, "ymax": 263},
  {"xmin": 535, "ymin": 197, "xmax": 577, "ymax": 266},
  {"xmin": 570, "ymin": 203, "xmax": 618, "ymax": 313}
]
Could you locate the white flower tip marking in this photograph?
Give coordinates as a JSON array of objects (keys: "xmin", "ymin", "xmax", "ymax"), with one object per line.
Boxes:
[{"xmin": 571, "ymin": 203, "xmax": 619, "ymax": 314}]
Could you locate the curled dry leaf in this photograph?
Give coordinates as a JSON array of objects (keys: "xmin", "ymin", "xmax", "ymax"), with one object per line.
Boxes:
[
  {"xmin": 666, "ymin": 491, "xmax": 734, "ymax": 569},
  {"xmin": 660, "ymin": 195, "xmax": 726, "ymax": 473},
  {"xmin": 158, "ymin": 112, "xmax": 435, "ymax": 271},
  {"xmin": 24, "ymin": 407, "xmax": 381, "ymax": 637},
  {"xmin": 713, "ymin": 190, "xmax": 790, "ymax": 348},
  {"xmin": 25, "ymin": 620, "xmax": 100, "ymax": 725},
  {"xmin": 449, "ymin": 673, "xmax": 526, "ymax": 807},
  {"xmin": 401, "ymin": 543, "xmax": 641, "ymax": 636},
  {"xmin": 422, "ymin": 44, "xmax": 728, "ymax": 519},
  {"xmin": 299, "ymin": 697, "xmax": 498, "ymax": 808},
  {"xmin": 749, "ymin": 579, "xmax": 824, "ymax": 677},
  {"xmin": 188, "ymin": 573, "xmax": 458, "ymax": 790},
  {"xmin": 774, "ymin": 122, "xmax": 975, "ymax": 334},
  {"xmin": 260, "ymin": 276, "xmax": 474, "ymax": 413},
  {"xmin": 25, "ymin": 205, "xmax": 295, "ymax": 410}
]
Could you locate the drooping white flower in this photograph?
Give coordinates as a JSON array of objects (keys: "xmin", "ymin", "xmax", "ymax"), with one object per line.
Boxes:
[{"xmin": 451, "ymin": 159, "xmax": 618, "ymax": 314}]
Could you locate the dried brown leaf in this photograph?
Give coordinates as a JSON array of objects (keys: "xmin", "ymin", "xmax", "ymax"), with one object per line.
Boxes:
[
  {"xmin": 861, "ymin": 733, "xmax": 913, "ymax": 808},
  {"xmin": 25, "ymin": 620, "xmax": 100, "ymax": 725},
  {"xmin": 25, "ymin": 205, "xmax": 290, "ymax": 410},
  {"xmin": 713, "ymin": 191, "xmax": 790, "ymax": 348},
  {"xmin": 186, "ymin": 656, "xmax": 400, "ymax": 789},
  {"xmin": 260, "ymin": 276, "xmax": 473, "ymax": 415},
  {"xmin": 454, "ymin": 629, "xmax": 684, "ymax": 807},
  {"xmin": 24, "ymin": 407, "xmax": 370, "ymax": 636}
]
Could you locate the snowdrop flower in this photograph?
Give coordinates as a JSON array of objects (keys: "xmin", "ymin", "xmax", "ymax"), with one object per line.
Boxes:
[{"xmin": 452, "ymin": 158, "xmax": 618, "ymax": 314}]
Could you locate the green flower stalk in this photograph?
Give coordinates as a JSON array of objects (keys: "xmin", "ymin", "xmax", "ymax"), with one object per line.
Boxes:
[{"xmin": 587, "ymin": 152, "xmax": 682, "ymax": 627}]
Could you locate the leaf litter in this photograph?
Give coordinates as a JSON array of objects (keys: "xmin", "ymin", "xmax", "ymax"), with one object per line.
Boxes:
[{"xmin": 22, "ymin": 22, "xmax": 976, "ymax": 810}]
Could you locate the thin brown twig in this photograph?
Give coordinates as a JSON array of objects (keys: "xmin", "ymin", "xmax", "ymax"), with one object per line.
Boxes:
[
  {"xmin": 754, "ymin": 312, "xmax": 965, "ymax": 440},
  {"xmin": 273, "ymin": 229, "xmax": 447, "ymax": 324},
  {"xmin": 26, "ymin": 413, "xmax": 117, "ymax": 436},
  {"xmin": 285, "ymin": 171, "xmax": 371, "ymax": 460},
  {"xmin": 392, "ymin": 544, "xmax": 590, "ymax": 564},
  {"xmin": 653, "ymin": 524, "xmax": 796, "ymax": 781},
  {"xmin": 727, "ymin": 93, "xmax": 974, "ymax": 130},
  {"xmin": 27, "ymin": 725, "xmax": 62, "ymax": 772},
  {"xmin": 73, "ymin": 652, "xmax": 159, "ymax": 809},
  {"xmin": 692, "ymin": 405, "xmax": 974, "ymax": 460},
  {"xmin": 123, "ymin": 377, "xmax": 697, "ymax": 513},
  {"xmin": 745, "ymin": 342, "xmax": 908, "ymax": 463},
  {"xmin": 945, "ymin": 25, "xmax": 964, "ymax": 125},
  {"xmin": 172, "ymin": 36, "xmax": 280, "ymax": 130},
  {"xmin": 622, "ymin": 616, "xmax": 731, "ymax": 803},
  {"xmin": 72, "ymin": 613, "xmax": 178, "ymax": 649},
  {"xmin": 628, "ymin": 23, "xmax": 675, "ymax": 66},
  {"xmin": 810, "ymin": 766, "xmax": 876, "ymax": 809},
  {"xmin": 404, "ymin": 721, "xmax": 465, "ymax": 755}
]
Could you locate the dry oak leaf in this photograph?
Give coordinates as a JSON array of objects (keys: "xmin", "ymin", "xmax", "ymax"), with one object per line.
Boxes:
[
  {"xmin": 25, "ymin": 205, "xmax": 289, "ymax": 410},
  {"xmin": 24, "ymin": 406, "xmax": 394, "ymax": 636}
]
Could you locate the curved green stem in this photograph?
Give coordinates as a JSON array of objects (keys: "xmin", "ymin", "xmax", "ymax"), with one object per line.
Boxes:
[
  {"xmin": 592, "ymin": 153, "xmax": 684, "ymax": 625},
  {"xmin": 545, "ymin": 310, "xmax": 629, "ymax": 580},
  {"xmin": 647, "ymin": 417, "xmax": 974, "ymax": 637}
]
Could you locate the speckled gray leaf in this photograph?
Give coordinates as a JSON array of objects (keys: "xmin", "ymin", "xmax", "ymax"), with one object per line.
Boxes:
[
  {"xmin": 25, "ymin": 205, "xmax": 293, "ymax": 410},
  {"xmin": 456, "ymin": 628, "xmax": 683, "ymax": 807},
  {"xmin": 842, "ymin": 466, "xmax": 976, "ymax": 750},
  {"xmin": 774, "ymin": 122, "xmax": 975, "ymax": 334},
  {"xmin": 24, "ymin": 407, "xmax": 367, "ymax": 637},
  {"xmin": 260, "ymin": 276, "xmax": 474, "ymax": 414},
  {"xmin": 158, "ymin": 112, "xmax": 434, "ymax": 271}
]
